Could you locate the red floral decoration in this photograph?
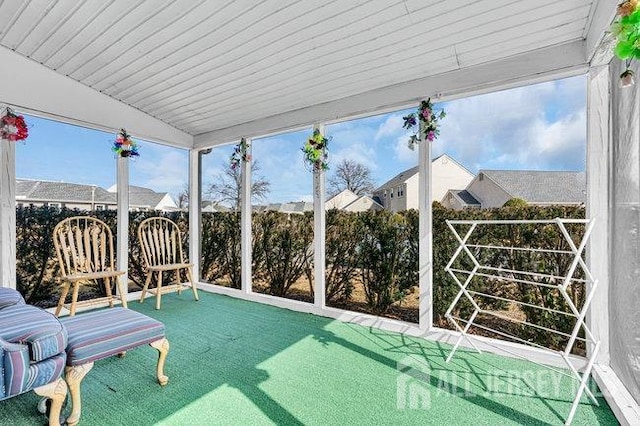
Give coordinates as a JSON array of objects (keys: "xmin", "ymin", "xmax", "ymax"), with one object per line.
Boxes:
[{"xmin": 1, "ymin": 108, "xmax": 28, "ymax": 142}]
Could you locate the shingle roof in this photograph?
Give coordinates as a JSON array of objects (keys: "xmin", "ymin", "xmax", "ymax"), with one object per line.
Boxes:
[
  {"xmin": 16, "ymin": 179, "xmax": 115, "ymax": 203},
  {"xmin": 16, "ymin": 179, "xmax": 175, "ymax": 209},
  {"xmin": 453, "ymin": 190, "xmax": 480, "ymax": 206},
  {"xmin": 480, "ymin": 170, "xmax": 586, "ymax": 204},
  {"xmin": 374, "ymin": 166, "xmax": 419, "ymax": 192},
  {"xmin": 127, "ymin": 185, "xmax": 167, "ymax": 208}
]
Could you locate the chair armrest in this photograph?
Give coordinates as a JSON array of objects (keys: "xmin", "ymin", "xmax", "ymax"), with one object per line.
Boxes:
[{"xmin": 0, "ymin": 337, "xmax": 30, "ymax": 399}]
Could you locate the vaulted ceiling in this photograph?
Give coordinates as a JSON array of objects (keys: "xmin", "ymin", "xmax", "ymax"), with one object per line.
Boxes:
[{"xmin": 0, "ymin": 0, "xmax": 617, "ymax": 147}]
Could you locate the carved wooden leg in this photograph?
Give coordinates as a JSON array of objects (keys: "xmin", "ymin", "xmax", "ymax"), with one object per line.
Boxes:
[
  {"xmin": 115, "ymin": 275, "xmax": 128, "ymax": 309},
  {"xmin": 65, "ymin": 362, "xmax": 94, "ymax": 426},
  {"xmin": 140, "ymin": 272, "xmax": 152, "ymax": 303},
  {"xmin": 55, "ymin": 282, "xmax": 70, "ymax": 317},
  {"xmin": 186, "ymin": 266, "xmax": 199, "ymax": 301},
  {"xmin": 150, "ymin": 338, "xmax": 170, "ymax": 386},
  {"xmin": 69, "ymin": 282, "xmax": 81, "ymax": 317},
  {"xmin": 156, "ymin": 271, "xmax": 163, "ymax": 310},
  {"xmin": 34, "ymin": 378, "xmax": 67, "ymax": 426}
]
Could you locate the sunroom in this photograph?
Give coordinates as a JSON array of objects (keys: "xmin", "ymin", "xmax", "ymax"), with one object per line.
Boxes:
[{"xmin": 0, "ymin": 1, "xmax": 638, "ymax": 425}]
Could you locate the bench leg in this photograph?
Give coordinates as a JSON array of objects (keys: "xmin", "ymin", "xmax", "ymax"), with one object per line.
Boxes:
[
  {"xmin": 150, "ymin": 338, "xmax": 170, "ymax": 386},
  {"xmin": 34, "ymin": 378, "xmax": 67, "ymax": 426},
  {"xmin": 65, "ymin": 362, "xmax": 94, "ymax": 426}
]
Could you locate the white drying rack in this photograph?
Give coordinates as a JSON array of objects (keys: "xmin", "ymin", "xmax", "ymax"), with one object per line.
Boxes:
[{"xmin": 444, "ymin": 218, "xmax": 600, "ymax": 426}]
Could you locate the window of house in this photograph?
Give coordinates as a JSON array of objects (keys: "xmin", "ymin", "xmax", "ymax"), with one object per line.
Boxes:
[
  {"xmin": 48, "ymin": 202, "xmax": 61, "ymax": 208},
  {"xmin": 397, "ymin": 186, "xmax": 404, "ymax": 197},
  {"xmin": 390, "ymin": 190, "xmax": 393, "ymax": 198},
  {"xmin": 95, "ymin": 205, "xmax": 105, "ymax": 211}
]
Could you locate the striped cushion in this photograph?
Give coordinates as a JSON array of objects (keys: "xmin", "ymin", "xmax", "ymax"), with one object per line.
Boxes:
[
  {"xmin": 0, "ymin": 305, "xmax": 67, "ymax": 363},
  {"xmin": 0, "ymin": 288, "xmax": 24, "ymax": 309},
  {"xmin": 61, "ymin": 308, "xmax": 165, "ymax": 366}
]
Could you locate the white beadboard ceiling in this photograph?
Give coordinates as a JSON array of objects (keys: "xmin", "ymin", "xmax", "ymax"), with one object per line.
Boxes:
[{"xmin": 0, "ymin": 0, "xmax": 614, "ymax": 146}]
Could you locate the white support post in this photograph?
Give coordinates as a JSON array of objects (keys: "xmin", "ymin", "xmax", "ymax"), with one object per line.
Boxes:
[
  {"xmin": 116, "ymin": 156, "xmax": 129, "ymax": 295},
  {"xmin": 189, "ymin": 149, "xmax": 201, "ymax": 283},
  {"xmin": 418, "ymin": 123, "xmax": 433, "ymax": 332},
  {"xmin": 241, "ymin": 139, "xmax": 252, "ymax": 294},
  {"xmin": 586, "ymin": 64, "xmax": 611, "ymax": 364},
  {"xmin": 313, "ymin": 124, "xmax": 326, "ymax": 308},
  {"xmin": 0, "ymin": 122, "xmax": 15, "ymax": 289}
]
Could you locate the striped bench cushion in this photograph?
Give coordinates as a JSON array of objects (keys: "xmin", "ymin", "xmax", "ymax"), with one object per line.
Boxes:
[
  {"xmin": 61, "ymin": 308, "xmax": 165, "ymax": 366},
  {"xmin": 0, "ymin": 288, "xmax": 24, "ymax": 309},
  {"xmin": 0, "ymin": 305, "xmax": 67, "ymax": 363}
]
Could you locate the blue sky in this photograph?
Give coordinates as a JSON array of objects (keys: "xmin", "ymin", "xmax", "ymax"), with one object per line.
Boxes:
[{"xmin": 17, "ymin": 75, "xmax": 586, "ymax": 203}]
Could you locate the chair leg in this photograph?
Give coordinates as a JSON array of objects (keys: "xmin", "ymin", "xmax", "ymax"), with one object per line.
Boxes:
[
  {"xmin": 150, "ymin": 338, "xmax": 170, "ymax": 386},
  {"xmin": 70, "ymin": 282, "xmax": 81, "ymax": 317},
  {"xmin": 115, "ymin": 275, "xmax": 128, "ymax": 309},
  {"xmin": 140, "ymin": 271, "xmax": 152, "ymax": 303},
  {"xmin": 186, "ymin": 266, "xmax": 199, "ymax": 301},
  {"xmin": 175, "ymin": 269, "xmax": 182, "ymax": 295},
  {"xmin": 104, "ymin": 277, "xmax": 114, "ymax": 308},
  {"xmin": 156, "ymin": 271, "xmax": 163, "ymax": 310},
  {"xmin": 65, "ymin": 363, "xmax": 93, "ymax": 426},
  {"xmin": 55, "ymin": 282, "xmax": 70, "ymax": 317},
  {"xmin": 34, "ymin": 378, "xmax": 68, "ymax": 426}
]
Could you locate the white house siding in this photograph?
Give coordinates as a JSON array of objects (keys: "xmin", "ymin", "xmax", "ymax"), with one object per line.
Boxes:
[
  {"xmin": 442, "ymin": 192, "xmax": 463, "ymax": 210},
  {"xmin": 326, "ymin": 189, "xmax": 359, "ymax": 210},
  {"xmin": 467, "ymin": 174, "xmax": 512, "ymax": 208},
  {"xmin": 344, "ymin": 196, "xmax": 383, "ymax": 212},
  {"xmin": 432, "ymin": 156, "xmax": 474, "ymax": 202}
]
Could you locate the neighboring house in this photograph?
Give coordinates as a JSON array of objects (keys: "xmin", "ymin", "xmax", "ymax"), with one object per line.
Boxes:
[
  {"xmin": 442, "ymin": 170, "xmax": 586, "ymax": 209},
  {"xmin": 372, "ymin": 154, "xmax": 474, "ymax": 212},
  {"xmin": 17, "ymin": 179, "xmax": 117, "ymax": 210},
  {"xmin": 441, "ymin": 189, "xmax": 481, "ymax": 210},
  {"xmin": 253, "ymin": 201, "xmax": 314, "ymax": 214},
  {"xmin": 325, "ymin": 189, "xmax": 383, "ymax": 212},
  {"xmin": 15, "ymin": 179, "xmax": 177, "ymax": 211},
  {"xmin": 107, "ymin": 185, "xmax": 178, "ymax": 211}
]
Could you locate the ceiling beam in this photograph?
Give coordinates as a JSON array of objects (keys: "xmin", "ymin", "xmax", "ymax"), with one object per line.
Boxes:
[
  {"xmin": 585, "ymin": 0, "xmax": 618, "ymax": 63},
  {"xmin": 0, "ymin": 45, "xmax": 193, "ymax": 148},
  {"xmin": 194, "ymin": 39, "xmax": 587, "ymax": 148}
]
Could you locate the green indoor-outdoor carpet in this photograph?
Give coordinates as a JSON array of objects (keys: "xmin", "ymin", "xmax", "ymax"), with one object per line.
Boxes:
[{"xmin": 0, "ymin": 291, "xmax": 618, "ymax": 425}]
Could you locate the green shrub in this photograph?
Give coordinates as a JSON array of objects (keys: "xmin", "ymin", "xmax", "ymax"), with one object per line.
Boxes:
[
  {"xmin": 252, "ymin": 212, "xmax": 313, "ymax": 297},
  {"xmin": 358, "ymin": 210, "xmax": 417, "ymax": 315}
]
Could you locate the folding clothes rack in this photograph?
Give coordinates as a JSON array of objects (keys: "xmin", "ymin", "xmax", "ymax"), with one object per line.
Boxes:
[{"xmin": 444, "ymin": 218, "xmax": 599, "ymax": 426}]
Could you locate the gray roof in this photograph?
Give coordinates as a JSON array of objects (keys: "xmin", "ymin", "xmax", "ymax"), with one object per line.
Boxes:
[
  {"xmin": 16, "ymin": 179, "xmax": 174, "ymax": 208},
  {"xmin": 480, "ymin": 170, "xmax": 586, "ymax": 204},
  {"xmin": 373, "ymin": 154, "xmax": 461, "ymax": 192},
  {"xmin": 17, "ymin": 179, "xmax": 115, "ymax": 203},
  {"xmin": 127, "ymin": 185, "xmax": 168, "ymax": 208},
  {"xmin": 452, "ymin": 190, "xmax": 480, "ymax": 205},
  {"xmin": 374, "ymin": 166, "xmax": 419, "ymax": 192}
]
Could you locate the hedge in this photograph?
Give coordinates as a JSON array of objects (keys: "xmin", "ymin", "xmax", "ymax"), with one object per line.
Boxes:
[{"xmin": 16, "ymin": 204, "xmax": 586, "ymax": 352}]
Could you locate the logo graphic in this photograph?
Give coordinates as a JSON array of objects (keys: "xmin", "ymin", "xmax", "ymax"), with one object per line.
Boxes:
[{"xmin": 396, "ymin": 356, "xmax": 431, "ymax": 410}]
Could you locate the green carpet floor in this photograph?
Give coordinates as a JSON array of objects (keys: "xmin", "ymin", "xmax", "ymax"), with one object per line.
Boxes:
[{"xmin": 0, "ymin": 291, "xmax": 618, "ymax": 425}]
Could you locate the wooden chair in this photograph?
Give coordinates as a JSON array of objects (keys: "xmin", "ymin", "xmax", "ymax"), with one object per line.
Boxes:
[
  {"xmin": 53, "ymin": 216, "xmax": 128, "ymax": 317},
  {"xmin": 137, "ymin": 217, "xmax": 199, "ymax": 309}
]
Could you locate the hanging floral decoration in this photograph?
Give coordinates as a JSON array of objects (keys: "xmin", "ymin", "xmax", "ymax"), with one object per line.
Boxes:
[
  {"xmin": 112, "ymin": 128, "xmax": 139, "ymax": 157},
  {"xmin": 302, "ymin": 129, "xmax": 329, "ymax": 171},
  {"xmin": 611, "ymin": 0, "xmax": 640, "ymax": 87},
  {"xmin": 0, "ymin": 108, "xmax": 28, "ymax": 142},
  {"xmin": 230, "ymin": 138, "xmax": 250, "ymax": 170},
  {"xmin": 402, "ymin": 98, "xmax": 446, "ymax": 150}
]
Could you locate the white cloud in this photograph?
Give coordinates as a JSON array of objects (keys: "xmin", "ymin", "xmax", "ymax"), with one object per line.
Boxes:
[
  {"xmin": 134, "ymin": 150, "xmax": 188, "ymax": 195},
  {"xmin": 436, "ymin": 75, "xmax": 587, "ymax": 173},
  {"xmin": 375, "ymin": 114, "xmax": 405, "ymax": 140},
  {"xmin": 393, "ymin": 134, "xmax": 419, "ymax": 164}
]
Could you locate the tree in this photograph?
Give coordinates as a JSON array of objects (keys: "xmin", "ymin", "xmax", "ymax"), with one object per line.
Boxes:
[
  {"xmin": 175, "ymin": 184, "xmax": 189, "ymax": 209},
  {"xmin": 328, "ymin": 159, "xmax": 376, "ymax": 196},
  {"xmin": 206, "ymin": 160, "xmax": 270, "ymax": 210}
]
